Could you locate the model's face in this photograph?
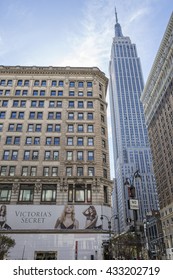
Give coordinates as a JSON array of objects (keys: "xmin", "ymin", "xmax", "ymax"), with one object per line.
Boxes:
[{"xmin": 65, "ymin": 205, "xmax": 73, "ymax": 214}]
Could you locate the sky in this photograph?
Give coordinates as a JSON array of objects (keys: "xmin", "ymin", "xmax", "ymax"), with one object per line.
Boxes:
[{"xmin": 0, "ymin": 0, "xmax": 172, "ymax": 177}]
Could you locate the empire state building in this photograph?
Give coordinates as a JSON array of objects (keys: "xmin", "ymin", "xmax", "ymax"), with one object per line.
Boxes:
[{"xmin": 109, "ymin": 10, "xmax": 159, "ymax": 232}]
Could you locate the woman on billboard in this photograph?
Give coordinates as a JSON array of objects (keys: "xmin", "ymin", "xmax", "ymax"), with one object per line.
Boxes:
[
  {"xmin": 82, "ymin": 205, "xmax": 98, "ymax": 229},
  {"xmin": 0, "ymin": 205, "xmax": 11, "ymax": 230},
  {"xmin": 54, "ymin": 205, "xmax": 79, "ymax": 229}
]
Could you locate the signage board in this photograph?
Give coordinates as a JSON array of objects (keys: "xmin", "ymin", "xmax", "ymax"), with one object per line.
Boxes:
[{"xmin": 129, "ymin": 199, "xmax": 139, "ymax": 210}]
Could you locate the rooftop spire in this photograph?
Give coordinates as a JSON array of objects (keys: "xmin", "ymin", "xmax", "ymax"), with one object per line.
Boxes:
[
  {"xmin": 114, "ymin": 7, "xmax": 123, "ymax": 37},
  {"xmin": 115, "ymin": 7, "xmax": 118, "ymax": 24}
]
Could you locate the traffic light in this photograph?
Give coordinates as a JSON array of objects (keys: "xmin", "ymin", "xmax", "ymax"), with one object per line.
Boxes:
[{"xmin": 128, "ymin": 185, "xmax": 135, "ymax": 198}]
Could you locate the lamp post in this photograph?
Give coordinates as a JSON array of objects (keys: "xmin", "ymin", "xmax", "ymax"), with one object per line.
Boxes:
[
  {"xmin": 100, "ymin": 214, "xmax": 119, "ymax": 259},
  {"xmin": 124, "ymin": 170, "xmax": 141, "ymax": 258}
]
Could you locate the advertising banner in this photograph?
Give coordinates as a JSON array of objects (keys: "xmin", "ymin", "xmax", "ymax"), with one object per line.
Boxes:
[{"xmin": 0, "ymin": 204, "xmax": 111, "ymax": 231}]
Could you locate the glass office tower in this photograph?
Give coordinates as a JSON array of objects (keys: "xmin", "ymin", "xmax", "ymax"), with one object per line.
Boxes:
[{"xmin": 109, "ymin": 10, "xmax": 159, "ymax": 232}]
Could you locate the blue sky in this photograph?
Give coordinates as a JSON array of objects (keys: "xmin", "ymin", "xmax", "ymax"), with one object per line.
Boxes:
[{"xmin": 0, "ymin": 0, "xmax": 172, "ymax": 81}]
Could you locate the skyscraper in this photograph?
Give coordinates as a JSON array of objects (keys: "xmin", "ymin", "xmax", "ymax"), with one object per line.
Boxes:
[
  {"xmin": 109, "ymin": 10, "xmax": 159, "ymax": 232},
  {"xmin": 0, "ymin": 65, "xmax": 112, "ymax": 260}
]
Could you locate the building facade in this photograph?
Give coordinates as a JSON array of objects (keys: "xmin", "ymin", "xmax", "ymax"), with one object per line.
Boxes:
[
  {"xmin": 141, "ymin": 13, "xmax": 173, "ymax": 259},
  {"xmin": 0, "ymin": 65, "xmax": 112, "ymax": 260},
  {"xmin": 109, "ymin": 11, "xmax": 159, "ymax": 233}
]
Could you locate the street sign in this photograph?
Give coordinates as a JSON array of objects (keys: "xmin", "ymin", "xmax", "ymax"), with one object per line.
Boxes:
[{"xmin": 129, "ymin": 199, "xmax": 139, "ymax": 210}]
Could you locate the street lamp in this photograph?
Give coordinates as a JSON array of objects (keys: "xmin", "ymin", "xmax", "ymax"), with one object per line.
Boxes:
[
  {"xmin": 100, "ymin": 214, "xmax": 119, "ymax": 259},
  {"xmin": 124, "ymin": 170, "xmax": 141, "ymax": 258}
]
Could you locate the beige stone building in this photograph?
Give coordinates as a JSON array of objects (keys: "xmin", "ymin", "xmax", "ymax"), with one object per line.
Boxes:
[
  {"xmin": 0, "ymin": 66, "xmax": 112, "ymax": 260},
  {"xmin": 141, "ymin": 13, "xmax": 173, "ymax": 259}
]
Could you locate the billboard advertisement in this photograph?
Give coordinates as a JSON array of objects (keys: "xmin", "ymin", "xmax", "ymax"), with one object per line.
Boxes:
[{"xmin": 0, "ymin": 204, "xmax": 111, "ymax": 231}]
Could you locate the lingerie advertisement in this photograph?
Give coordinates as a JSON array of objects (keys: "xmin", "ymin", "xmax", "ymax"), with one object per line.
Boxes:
[{"xmin": 0, "ymin": 204, "xmax": 111, "ymax": 231}]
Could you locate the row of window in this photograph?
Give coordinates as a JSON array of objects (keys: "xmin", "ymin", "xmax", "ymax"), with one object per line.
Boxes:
[
  {"xmin": 1, "ymin": 100, "xmax": 98, "ymax": 109},
  {"xmin": 3, "ymin": 136, "xmax": 95, "ymax": 146},
  {"xmin": 0, "ymin": 183, "xmax": 108, "ymax": 204},
  {"xmin": 0, "ymin": 89, "xmax": 94, "ymax": 97},
  {"xmin": 2, "ymin": 149, "xmax": 107, "ymax": 162},
  {"xmin": 0, "ymin": 123, "xmax": 106, "ymax": 135},
  {"xmin": 0, "ymin": 79, "xmax": 93, "ymax": 88},
  {"xmin": 0, "ymin": 111, "xmax": 99, "ymax": 120},
  {"xmin": 0, "ymin": 165, "xmax": 108, "ymax": 178}
]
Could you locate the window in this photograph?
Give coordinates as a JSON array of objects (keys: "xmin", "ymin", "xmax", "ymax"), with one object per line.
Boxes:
[
  {"xmin": 49, "ymin": 101, "xmax": 55, "ymax": 107},
  {"xmin": 34, "ymin": 80, "xmax": 39, "ymax": 86},
  {"xmin": 46, "ymin": 137, "xmax": 52, "ymax": 145},
  {"xmin": 0, "ymin": 184, "xmax": 12, "ymax": 201},
  {"xmin": 32, "ymin": 151, "xmax": 39, "ymax": 160},
  {"xmin": 22, "ymin": 166, "xmax": 28, "ymax": 176},
  {"xmin": 11, "ymin": 112, "xmax": 17, "ymax": 119},
  {"xmin": 8, "ymin": 124, "xmax": 14, "ymax": 131},
  {"xmin": 53, "ymin": 151, "xmax": 59, "ymax": 160},
  {"xmin": 2, "ymin": 101, "xmax": 8, "ymax": 107},
  {"xmin": 67, "ymin": 151, "xmax": 73, "ymax": 161},
  {"xmin": 78, "ymin": 101, "xmax": 84, "ymax": 108},
  {"xmin": 29, "ymin": 112, "xmax": 35, "ymax": 119},
  {"xmin": 87, "ymin": 91, "xmax": 92, "ymax": 96},
  {"xmin": 104, "ymin": 186, "xmax": 108, "ymax": 203},
  {"xmin": 67, "ymin": 137, "xmax": 73, "ymax": 145},
  {"xmin": 55, "ymin": 124, "xmax": 61, "ymax": 132},
  {"xmin": 69, "ymin": 91, "xmax": 74, "ymax": 96},
  {"xmin": 30, "ymin": 166, "xmax": 37, "ymax": 176},
  {"xmin": 78, "ymin": 113, "xmax": 83, "ymax": 120},
  {"xmin": 102, "ymin": 139, "xmax": 106, "ymax": 148},
  {"xmin": 69, "ymin": 81, "xmax": 75, "ymax": 87},
  {"xmin": 47, "ymin": 124, "xmax": 53, "ymax": 132},
  {"xmin": 52, "ymin": 167, "xmax": 58, "ymax": 176},
  {"xmin": 9, "ymin": 166, "xmax": 16, "ymax": 176},
  {"xmin": 88, "ymin": 151, "xmax": 94, "ymax": 161},
  {"xmin": 5, "ymin": 90, "xmax": 10, "ymax": 96},
  {"xmin": 50, "ymin": 90, "xmax": 56, "ymax": 96},
  {"xmin": 6, "ymin": 136, "xmax": 12, "ymax": 145},
  {"xmin": 45, "ymin": 151, "xmax": 51, "ymax": 160},
  {"xmin": 88, "ymin": 137, "xmax": 94, "ymax": 146},
  {"xmin": 15, "ymin": 124, "xmax": 22, "ymax": 132},
  {"xmin": 88, "ymin": 167, "xmax": 94, "ymax": 176},
  {"xmin": 54, "ymin": 137, "xmax": 60, "ymax": 145},
  {"xmin": 11, "ymin": 150, "xmax": 18, "ymax": 160},
  {"xmin": 17, "ymin": 80, "xmax": 23, "ymax": 86},
  {"xmin": 87, "ymin": 113, "xmax": 93, "ymax": 120},
  {"xmin": 68, "ymin": 124, "xmax": 74, "ymax": 132},
  {"xmin": 102, "ymin": 153, "xmax": 106, "ymax": 163},
  {"xmin": 88, "ymin": 125, "xmax": 93, "ymax": 132},
  {"xmin": 78, "ymin": 91, "xmax": 83, "ymax": 96},
  {"xmin": 68, "ymin": 112, "xmax": 74, "ymax": 120},
  {"xmin": 18, "ymin": 112, "xmax": 24, "ymax": 119},
  {"xmin": 0, "ymin": 166, "xmax": 7, "ymax": 176},
  {"xmin": 24, "ymin": 150, "xmax": 30, "ymax": 160},
  {"xmin": 40, "ymin": 90, "xmax": 45, "ymax": 96},
  {"xmin": 58, "ymin": 80, "xmax": 64, "ymax": 86},
  {"xmin": 24, "ymin": 80, "xmax": 29, "ymax": 86},
  {"xmin": 43, "ymin": 167, "xmax": 49, "ymax": 176},
  {"xmin": 77, "ymin": 167, "xmax": 83, "ymax": 176},
  {"xmin": 87, "ymin": 82, "xmax": 92, "ymax": 87},
  {"xmin": 78, "ymin": 125, "xmax": 83, "ymax": 132},
  {"xmin": 0, "ymin": 123, "xmax": 3, "ymax": 131},
  {"xmin": 75, "ymin": 185, "xmax": 85, "ymax": 202},
  {"xmin": 66, "ymin": 167, "xmax": 72, "ymax": 176},
  {"xmin": 3, "ymin": 150, "xmax": 10, "ymax": 160},
  {"xmin": 34, "ymin": 137, "xmax": 40, "ymax": 145},
  {"xmin": 28, "ymin": 124, "xmax": 34, "ymax": 132},
  {"xmin": 87, "ymin": 101, "xmax": 93, "ymax": 108},
  {"xmin": 33, "ymin": 90, "xmax": 38, "ymax": 96},
  {"xmin": 15, "ymin": 90, "xmax": 21, "ymax": 96},
  {"xmin": 38, "ymin": 101, "xmax": 44, "ymax": 107},
  {"xmin": 77, "ymin": 137, "xmax": 83, "ymax": 146},
  {"xmin": 37, "ymin": 112, "xmax": 43, "ymax": 119},
  {"xmin": 22, "ymin": 90, "xmax": 28, "ymax": 96},
  {"xmin": 58, "ymin": 91, "xmax": 63, "ymax": 96},
  {"xmin": 31, "ymin": 101, "xmax": 37, "ymax": 107},
  {"xmin": 103, "ymin": 169, "xmax": 107, "ymax": 178},
  {"xmin": 78, "ymin": 81, "xmax": 83, "ymax": 87},
  {"xmin": 36, "ymin": 124, "xmax": 42, "ymax": 132},
  {"xmin": 0, "ymin": 112, "xmax": 6, "ymax": 119},
  {"xmin": 101, "ymin": 115, "xmax": 105, "ymax": 122},
  {"xmin": 7, "ymin": 80, "xmax": 12, "ymax": 86},
  {"xmin": 26, "ymin": 137, "xmax": 32, "ymax": 145},
  {"xmin": 52, "ymin": 80, "xmax": 57, "ymax": 87},
  {"xmin": 77, "ymin": 151, "xmax": 83, "ymax": 160},
  {"xmin": 41, "ymin": 184, "xmax": 56, "ymax": 202},
  {"xmin": 101, "ymin": 127, "xmax": 105, "ymax": 135},
  {"xmin": 69, "ymin": 101, "xmax": 74, "ymax": 108},
  {"xmin": 19, "ymin": 184, "xmax": 34, "ymax": 202},
  {"xmin": 57, "ymin": 101, "xmax": 62, "ymax": 107},
  {"xmin": 48, "ymin": 112, "xmax": 54, "ymax": 119},
  {"xmin": 55, "ymin": 112, "xmax": 61, "ymax": 120},
  {"xmin": 0, "ymin": 80, "xmax": 5, "ymax": 86},
  {"xmin": 41, "ymin": 80, "xmax": 46, "ymax": 86}
]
